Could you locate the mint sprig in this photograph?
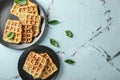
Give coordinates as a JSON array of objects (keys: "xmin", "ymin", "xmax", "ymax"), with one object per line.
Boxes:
[
  {"xmin": 7, "ymin": 32, "xmax": 14, "ymax": 39},
  {"xmin": 65, "ymin": 30, "xmax": 73, "ymax": 38},
  {"xmin": 65, "ymin": 59, "xmax": 75, "ymax": 64},
  {"xmin": 14, "ymin": 0, "xmax": 26, "ymax": 5},
  {"xmin": 50, "ymin": 38, "xmax": 59, "ymax": 47},
  {"xmin": 48, "ymin": 20, "xmax": 60, "ymax": 25}
]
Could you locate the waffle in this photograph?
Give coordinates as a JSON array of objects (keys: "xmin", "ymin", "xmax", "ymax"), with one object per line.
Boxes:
[
  {"xmin": 3, "ymin": 19, "xmax": 22, "ymax": 44},
  {"xmin": 19, "ymin": 14, "xmax": 41, "ymax": 37},
  {"xmin": 32, "ymin": 25, "xmax": 40, "ymax": 37},
  {"xmin": 10, "ymin": 0, "xmax": 32, "ymax": 17},
  {"xmin": 21, "ymin": 25, "xmax": 33, "ymax": 43},
  {"xmin": 40, "ymin": 53, "xmax": 58, "ymax": 79},
  {"xmin": 23, "ymin": 52, "xmax": 47, "ymax": 79},
  {"xmin": 10, "ymin": 2, "xmax": 21, "ymax": 17},
  {"xmin": 18, "ymin": 2, "xmax": 38, "ymax": 16},
  {"xmin": 32, "ymin": 15, "xmax": 41, "ymax": 37},
  {"xmin": 19, "ymin": 14, "xmax": 41, "ymax": 26}
]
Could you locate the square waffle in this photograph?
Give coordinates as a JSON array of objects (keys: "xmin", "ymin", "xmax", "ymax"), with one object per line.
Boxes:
[
  {"xmin": 23, "ymin": 51, "xmax": 47, "ymax": 79},
  {"xmin": 10, "ymin": 2, "xmax": 21, "ymax": 17},
  {"xmin": 21, "ymin": 25, "xmax": 33, "ymax": 43},
  {"xmin": 32, "ymin": 25, "xmax": 40, "ymax": 37},
  {"xmin": 19, "ymin": 14, "xmax": 41, "ymax": 37},
  {"xmin": 40, "ymin": 53, "xmax": 58, "ymax": 79},
  {"xmin": 3, "ymin": 19, "xmax": 22, "ymax": 44},
  {"xmin": 10, "ymin": 0, "xmax": 31, "ymax": 16},
  {"xmin": 19, "ymin": 14, "xmax": 41, "ymax": 27},
  {"xmin": 18, "ymin": 2, "xmax": 38, "ymax": 16}
]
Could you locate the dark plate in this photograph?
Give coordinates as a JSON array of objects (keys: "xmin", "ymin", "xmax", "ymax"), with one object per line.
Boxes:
[
  {"xmin": 18, "ymin": 45, "xmax": 60, "ymax": 80},
  {"xmin": 0, "ymin": 0, "xmax": 47, "ymax": 49}
]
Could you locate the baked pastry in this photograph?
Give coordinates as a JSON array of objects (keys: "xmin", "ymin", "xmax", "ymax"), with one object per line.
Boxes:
[
  {"xmin": 18, "ymin": 2, "xmax": 38, "ymax": 16},
  {"xmin": 21, "ymin": 25, "xmax": 33, "ymax": 43},
  {"xmin": 10, "ymin": 0, "xmax": 30, "ymax": 16},
  {"xmin": 10, "ymin": 2, "xmax": 21, "ymax": 17},
  {"xmin": 3, "ymin": 19, "xmax": 22, "ymax": 43},
  {"xmin": 19, "ymin": 14, "xmax": 41, "ymax": 37},
  {"xmin": 40, "ymin": 53, "xmax": 58, "ymax": 79},
  {"xmin": 23, "ymin": 51, "xmax": 47, "ymax": 79}
]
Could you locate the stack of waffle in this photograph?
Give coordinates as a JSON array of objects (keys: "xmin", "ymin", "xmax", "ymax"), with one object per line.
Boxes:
[
  {"xmin": 23, "ymin": 52, "xmax": 58, "ymax": 79},
  {"xmin": 3, "ymin": 0, "xmax": 41, "ymax": 44}
]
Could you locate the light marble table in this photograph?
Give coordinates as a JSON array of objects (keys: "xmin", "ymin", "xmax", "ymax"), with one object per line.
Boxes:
[{"xmin": 0, "ymin": 0, "xmax": 120, "ymax": 80}]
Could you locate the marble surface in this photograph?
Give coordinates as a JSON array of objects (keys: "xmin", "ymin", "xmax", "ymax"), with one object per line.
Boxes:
[{"xmin": 0, "ymin": 0, "xmax": 120, "ymax": 80}]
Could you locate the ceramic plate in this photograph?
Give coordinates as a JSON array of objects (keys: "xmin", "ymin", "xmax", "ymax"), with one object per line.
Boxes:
[
  {"xmin": 18, "ymin": 45, "xmax": 60, "ymax": 80},
  {"xmin": 0, "ymin": 0, "xmax": 47, "ymax": 49}
]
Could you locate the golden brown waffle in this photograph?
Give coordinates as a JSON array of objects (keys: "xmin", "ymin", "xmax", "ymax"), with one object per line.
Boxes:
[
  {"xmin": 3, "ymin": 19, "xmax": 22, "ymax": 43},
  {"xmin": 18, "ymin": 2, "xmax": 38, "ymax": 16},
  {"xmin": 19, "ymin": 14, "xmax": 41, "ymax": 37},
  {"xmin": 10, "ymin": 2, "xmax": 21, "ymax": 17},
  {"xmin": 22, "ymin": 25, "xmax": 33, "ymax": 43},
  {"xmin": 19, "ymin": 14, "xmax": 41, "ymax": 27},
  {"xmin": 32, "ymin": 25, "xmax": 40, "ymax": 37},
  {"xmin": 40, "ymin": 53, "xmax": 58, "ymax": 79},
  {"xmin": 23, "ymin": 52, "xmax": 47, "ymax": 79},
  {"xmin": 10, "ymin": 0, "xmax": 32, "ymax": 17},
  {"xmin": 32, "ymin": 15, "xmax": 41, "ymax": 37}
]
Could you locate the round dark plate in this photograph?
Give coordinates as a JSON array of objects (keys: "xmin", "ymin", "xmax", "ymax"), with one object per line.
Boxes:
[
  {"xmin": 0, "ymin": 0, "xmax": 47, "ymax": 49},
  {"xmin": 18, "ymin": 45, "xmax": 60, "ymax": 80}
]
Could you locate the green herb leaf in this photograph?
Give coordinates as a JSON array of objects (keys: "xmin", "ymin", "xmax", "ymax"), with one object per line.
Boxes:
[
  {"xmin": 65, "ymin": 59, "xmax": 75, "ymax": 64},
  {"xmin": 14, "ymin": 0, "xmax": 26, "ymax": 5},
  {"xmin": 48, "ymin": 20, "xmax": 60, "ymax": 25},
  {"xmin": 50, "ymin": 38, "xmax": 59, "ymax": 47},
  {"xmin": 7, "ymin": 32, "xmax": 14, "ymax": 39},
  {"xmin": 65, "ymin": 30, "xmax": 73, "ymax": 38}
]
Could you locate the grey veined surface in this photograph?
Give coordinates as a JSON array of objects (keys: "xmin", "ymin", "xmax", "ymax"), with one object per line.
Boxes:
[{"xmin": 0, "ymin": 0, "xmax": 120, "ymax": 80}]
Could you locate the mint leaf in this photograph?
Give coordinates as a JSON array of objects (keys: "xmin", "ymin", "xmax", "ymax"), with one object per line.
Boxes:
[
  {"xmin": 14, "ymin": 0, "xmax": 26, "ymax": 5},
  {"xmin": 65, "ymin": 59, "xmax": 75, "ymax": 64},
  {"xmin": 48, "ymin": 20, "xmax": 60, "ymax": 25},
  {"xmin": 7, "ymin": 32, "xmax": 14, "ymax": 39},
  {"xmin": 50, "ymin": 38, "xmax": 59, "ymax": 47},
  {"xmin": 65, "ymin": 30, "xmax": 73, "ymax": 38}
]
